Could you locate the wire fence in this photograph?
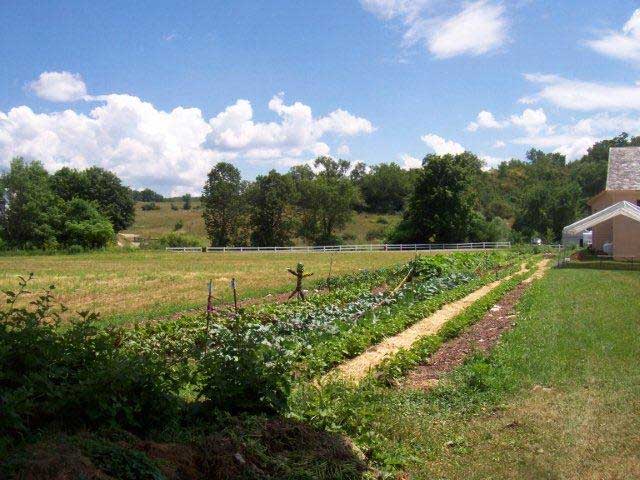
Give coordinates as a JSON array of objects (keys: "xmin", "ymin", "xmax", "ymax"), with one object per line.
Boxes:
[{"xmin": 166, "ymin": 241, "xmax": 512, "ymax": 253}]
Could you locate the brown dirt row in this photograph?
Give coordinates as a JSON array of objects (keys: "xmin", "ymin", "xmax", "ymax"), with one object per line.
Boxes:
[
  {"xmin": 329, "ymin": 263, "xmax": 535, "ymax": 383},
  {"xmin": 404, "ymin": 259, "xmax": 551, "ymax": 389}
]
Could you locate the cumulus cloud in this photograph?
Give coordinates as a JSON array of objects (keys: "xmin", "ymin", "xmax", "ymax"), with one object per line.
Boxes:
[
  {"xmin": 400, "ymin": 153, "xmax": 423, "ymax": 169},
  {"xmin": 360, "ymin": 0, "xmax": 508, "ymax": 59},
  {"xmin": 421, "ymin": 133, "xmax": 465, "ymax": 155},
  {"xmin": 1, "ymin": 76, "xmax": 375, "ymax": 195},
  {"xmin": 587, "ymin": 9, "xmax": 640, "ymax": 63},
  {"xmin": 509, "ymin": 108, "xmax": 547, "ymax": 134},
  {"xmin": 337, "ymin": 144, "xmax": 351, "ymax": 155},
  {"xmin": 521, "ymin": 73, "xmax": 640, "ymax": 111},
  {"xmin": 27, "ymin": 71, "xmax": 88, "ymax": 102},
  {"xmin": 493, "ymin": 140, "xmax": 506, "ymax": 148},
  {"xmin": 467, "ymin": 110, "xmax": 506, "ymax": 131},
  {"xmin": 480, "ymin": 155, "xmax": 507, "ymax": 169}
]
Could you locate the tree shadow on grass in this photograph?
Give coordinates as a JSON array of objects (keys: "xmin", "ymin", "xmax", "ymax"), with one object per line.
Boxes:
[{"xmin": 558, "ymin": 260, "xmax": 640, "ymax": 272}]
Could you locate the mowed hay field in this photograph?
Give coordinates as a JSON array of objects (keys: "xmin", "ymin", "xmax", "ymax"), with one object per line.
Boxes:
[
  {"xmin": 122, "ymin": 200, "xmax": 401, "ymax": 244},
  {"xmin": 0, "ymin": 250, "xmax": 416, "ymax": 325}
]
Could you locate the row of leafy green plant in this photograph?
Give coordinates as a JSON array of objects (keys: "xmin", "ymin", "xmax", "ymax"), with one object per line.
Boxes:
[
  {"xmin": 287, "ymin": 265, "xmax": 537, "ymax": 473},
  {"xmin": 0, "ymin": 251, "xmax": 523, "ymax": 457}
]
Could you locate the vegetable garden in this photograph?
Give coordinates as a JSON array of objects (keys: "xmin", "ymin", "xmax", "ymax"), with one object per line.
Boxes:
[{"xmin": 0, "ymin": 250, "xmax": 532, "ymax": 478}]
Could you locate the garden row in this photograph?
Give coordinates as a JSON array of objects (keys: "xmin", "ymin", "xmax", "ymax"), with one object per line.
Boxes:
[{"xmin": 0, "ymin": 250, "xmax": 527, "ymax": 475}]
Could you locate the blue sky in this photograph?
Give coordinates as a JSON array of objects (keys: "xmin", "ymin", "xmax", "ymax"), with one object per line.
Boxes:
[{"xmin": 2, "ymin": 0, "xmax": 640, "ymax": 195}]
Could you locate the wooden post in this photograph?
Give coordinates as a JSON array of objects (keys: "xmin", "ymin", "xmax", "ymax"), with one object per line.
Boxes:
[
  {"xmin": 205, "ymin": 279, "xmax": 213, "ymax": 354},
  {"xmin": 230, "ymin": 278, "xmax": 238, "ymax": 314},
  {"xmin": 327, "ymin": 254, "xmax": 334, "ymax": 291}
]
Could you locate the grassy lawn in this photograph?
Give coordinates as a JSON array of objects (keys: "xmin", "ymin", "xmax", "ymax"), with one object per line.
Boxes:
[
  {"xmin": 318, "ymin": 267, "xmax": 640, "ymax": 478},
  {"xmin": 122, "ymin": 201, "xmax": 401, "ymax": 245},
  {"xmin": 0, "ymin": 250, "xmax": 417, "ymax": 325}
]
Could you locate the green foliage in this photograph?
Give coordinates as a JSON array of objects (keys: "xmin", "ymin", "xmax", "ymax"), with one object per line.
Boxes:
[
  {"xmin": 391, "ymin": 152, "xmax": 482, "ymax": 243},
  {"xmin": 0, "ymin": 275, "xmax": 179, "ymax": 438},
  {"xmin": 202, "ymin": 162, "xmax": 246, "ymax": 246},
  {"xmin": 141, "ymin": 202, "xmax": 160, "ymax": 211},
  {"xmin": 197, "ymin": 321, "xmax": 299, "ymax": 413},
  {"xmin": 150, "ymin": 232, "xmax": 203, "ymax": 248},
  {"xmin": 0, "ymin": 158, "xmax": 65, "ymax": 249},
  {"xmin": 293, "ymin": 157, "xmax": 358, "ymax": 245},
  {"xmin": 62, "ymin": 198, "xmax": 114, "ymax": 249},
  {"xmin": 182, "ymin": 193, "xmax": 192, "ymax": 210},
  {"xmin": 358, "ymin": 162, "xmax": 414, "ymax": 213},
  {"xmin": 174, "ymin": 219, "xmax": 183, "ymax": 230},
  {"xmin": 248, "ymin": 170, "xmax": 297, "ymax": 246},
  {"xmin": 132, "ymin": 188, "xmax": 164, "ymax": 202}
]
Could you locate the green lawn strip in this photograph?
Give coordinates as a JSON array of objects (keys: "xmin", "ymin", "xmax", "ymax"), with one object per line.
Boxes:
[{"xmin": 301, "ymin": 259, "xmax": 526, "ymax": 377}]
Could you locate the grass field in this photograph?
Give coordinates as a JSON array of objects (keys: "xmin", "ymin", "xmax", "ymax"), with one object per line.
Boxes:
[
  {"xmin": 325, "ymin": 266, "xmax": 640, "ymax": 477},
  {"xmin": 0, "ymin": 250, "xmax": 417, "ymax": 325},
  {"xmin": 122, "ymin": 200, "xmax": 401, "ymax": 245}
]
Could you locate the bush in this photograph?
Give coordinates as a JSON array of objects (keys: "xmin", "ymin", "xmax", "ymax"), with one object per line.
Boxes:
[
  {"xmin": 141, "ymin": 202, "xmax": 160, "ymax": 211},
  {"xmin": 174, "ymin": 220, "xmax": 183, "ymax": 231},
  {"xmin": 170, "ymin": 203, "xmax": 178, "ymax": 211},
  {"xmin": 376, "ymin": 217, "xmax": 389, "ymax": 225},
  {"xmin": 0, "ymin": 275, "xmax": 179, "ymax": 438},
  {"xmin": 149, "ymin": 232, "xmax": 202, "ymax": 249},
  {"xmin": 196, "ymin": 322, "xmax": 298, "ymax": 413},
  {"xmin": 365, "ymin": 228, "xmax": 386, "ymax": 241}
]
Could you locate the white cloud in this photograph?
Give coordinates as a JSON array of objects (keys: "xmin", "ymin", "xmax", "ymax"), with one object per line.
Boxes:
[
  {"xmin": 467, "ymin": 110, "xmax": 506, "ymax": 131},
  {"xmin": 513, "ymin": 133, "xmax": 597, "ymax": 161},
  {"xmin": 361, "ymin": 0, "xmax": 508, "ymax": 59},
  {"xmin": 509, "ymin": 108, "xmax": 547, "ymax": 134},
  {"xmin": 587, "ymin": 9, "xmax": 640, "ymax": 63},
  {"xmin": 480, "ymin": 155, "xmax": 507, "ymax": 169},
  {"xmin": 521, "ymin": 73, "xmax": 640, "ymax": 111},
  {"xmin": 337, "ymin": 144, "xmax": 351, "ymax": 155},
  {"xmin": 400, "ymin": 153, "xmax": 423, "ymax": 169},
  {"xmin": 427, "ymin": 1, "xmax": 507, "ymax": 59},
  {"xmin": 27, "ymin": 71, "xmax": 88, "ymax": 102},
  {"xmin": 421, "ymin": 133, "xmax": 465, "ymax": 155},
  {"xmin": 2, "ymin": 76, "xmax": 375, "ymax": 195},
  {"xmin": 493, "ymin": 140, "xmax": 506, "ymax": 148}
]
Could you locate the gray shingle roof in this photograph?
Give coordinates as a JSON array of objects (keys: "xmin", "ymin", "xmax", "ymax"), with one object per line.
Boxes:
[{"xmin": 607, "ymin": 147, "xmax": 640, "ymax": 190}]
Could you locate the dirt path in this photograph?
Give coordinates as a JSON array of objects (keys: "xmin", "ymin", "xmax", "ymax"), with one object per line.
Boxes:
[{"xmin": 330, "ymin": 261, "xmax": 547, "ymax": 382}]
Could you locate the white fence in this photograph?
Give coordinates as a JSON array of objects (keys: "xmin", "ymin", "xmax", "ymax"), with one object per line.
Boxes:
[{"xmin": 166, "ymin": 242, "xmax": 511, "ymax": 253}]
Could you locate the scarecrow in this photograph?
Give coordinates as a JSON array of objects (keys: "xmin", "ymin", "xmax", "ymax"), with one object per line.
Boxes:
[{"xmin": 287, "ymin": 262, "xmax": 313, "ymax": 300}]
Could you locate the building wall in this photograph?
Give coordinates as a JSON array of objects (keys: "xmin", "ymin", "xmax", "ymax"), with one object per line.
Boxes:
[
  {"xmin": 589, "ymin": 190, "xmax": 640, "ymax": 255},
  {"xmin": 613, "ymin": 216, "xmax": 640, "ymax": 259},
  {"xmin": 592, "ymin": 219, "xmax": 613, "ymax": 251}
]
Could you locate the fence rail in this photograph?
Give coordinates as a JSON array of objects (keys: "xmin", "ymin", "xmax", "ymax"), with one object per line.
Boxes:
[{"xmin": 166, "ymin": 242, "xmax": 511, "ymax": 253}]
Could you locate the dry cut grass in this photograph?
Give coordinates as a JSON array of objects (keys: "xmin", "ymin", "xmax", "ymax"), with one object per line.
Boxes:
[{"xmin": 0, "ymin": 250, "xmax": 416, "ymax": 325}]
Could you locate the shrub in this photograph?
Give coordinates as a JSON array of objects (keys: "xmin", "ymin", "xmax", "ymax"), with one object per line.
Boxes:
[
  {"xmin": 170, "ymin": 203, "xmax": 178, "ymax": 211},
  {"xmin": 196, "ymin": 322, "xmax": 298, "ymax": 413},
  {"xmin": 141, "ymin": 202, "xmax": 160, "ymax": 211},
  {"xmin": 149, "ymin": 232, "xmax": 202, "ymax": 249},
  {"xmin": 365, "ymin": 228, "xmax": 385, "ymax": 241},
  {"xmin": 0, "ymin": 275, "xmax": 179, "ymax": 438},
  {"xmin": 376, "ymin": 217, "xmax": 389, "ymax": 225},
  {"xmin": 174, "ymin": 220, "xmax": 183, "ymax": 231}
]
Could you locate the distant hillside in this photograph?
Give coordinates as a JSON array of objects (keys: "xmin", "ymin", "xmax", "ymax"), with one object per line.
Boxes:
[{"xmin": 123, "ymin": 201, "xmax": 401, "ymax": 245}]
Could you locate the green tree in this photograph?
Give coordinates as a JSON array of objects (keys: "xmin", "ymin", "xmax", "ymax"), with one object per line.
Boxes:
[
  {"xmin": 359, "ymin": 162, "xmax": 413, "ymax": 213},
  {"xmin": 61, "ymin": 198, "xmax": 114, "ymax": 249},
  {"xmin": 248, "ymin": 170, "xmax": 296, "ymax": 246},
  {"xmin": 132, "ymin": 188, "xmax": 164, "ymax": 202},
  {"xmin": 0, "ymin": 158, "xmax": 64, "ymax": 249},
  {"xmin": 50, "ymin": 166, "xmax": 135, "ymax": 232},
  {"xmin": 295, "ymin": 157, "xmax": 358, "ymax": 244},
  {"xmin": 182, "ymin": 193, "xmax": 192, "ymax": 210},
  {"xmin": 202, "ymin": 162, "xmax": 246, "ymax": 246},
  {"xmin": 390, "ymin": 152, "xmax": 482, "ymax": 243}
]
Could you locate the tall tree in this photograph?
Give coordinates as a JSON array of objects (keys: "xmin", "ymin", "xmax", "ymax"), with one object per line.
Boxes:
[
  {"xmin": 359, "ymin": 162, "xmax": 413, "ymax": 213},
  {"xmin": 294, "ymin": 157, "xmax": 357, "ymax": 244},
  {"xmin": 0, "ymin": 158, "xmax": 64, "ymax": 249},
  {"xmin": 50, "ymin": 166, "xmax": 135, "ymax": 232},
  {"xmin": 248, "ymin": 170, "xmax": 296, "ymax": 246},
  {"xmin": 202, "ymin": 162, "xmax": 246, "ymax": 246},
  {"xmin": 391, "ymin": 153, "xmax": 481, "ymax": 243}
]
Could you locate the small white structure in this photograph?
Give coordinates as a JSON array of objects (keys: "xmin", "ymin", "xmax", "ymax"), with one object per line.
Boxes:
[{"xmin": 562, "ymin": 201, "xmax": 640, "ymax": 256}]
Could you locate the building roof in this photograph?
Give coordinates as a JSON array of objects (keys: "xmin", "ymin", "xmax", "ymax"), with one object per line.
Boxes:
[
  {"xmin": 607, "ymin": 147, "xmax": 640, "ymax": 190},
  {"xmin": 562, "ymin": 201, "xmax": 640, "ymax": 236}
]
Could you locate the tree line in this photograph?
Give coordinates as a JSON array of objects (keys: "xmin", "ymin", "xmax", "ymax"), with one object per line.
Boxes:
[{"xmin": 1, "ymin": 132, "xmax": 635, "ymax": 250}]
